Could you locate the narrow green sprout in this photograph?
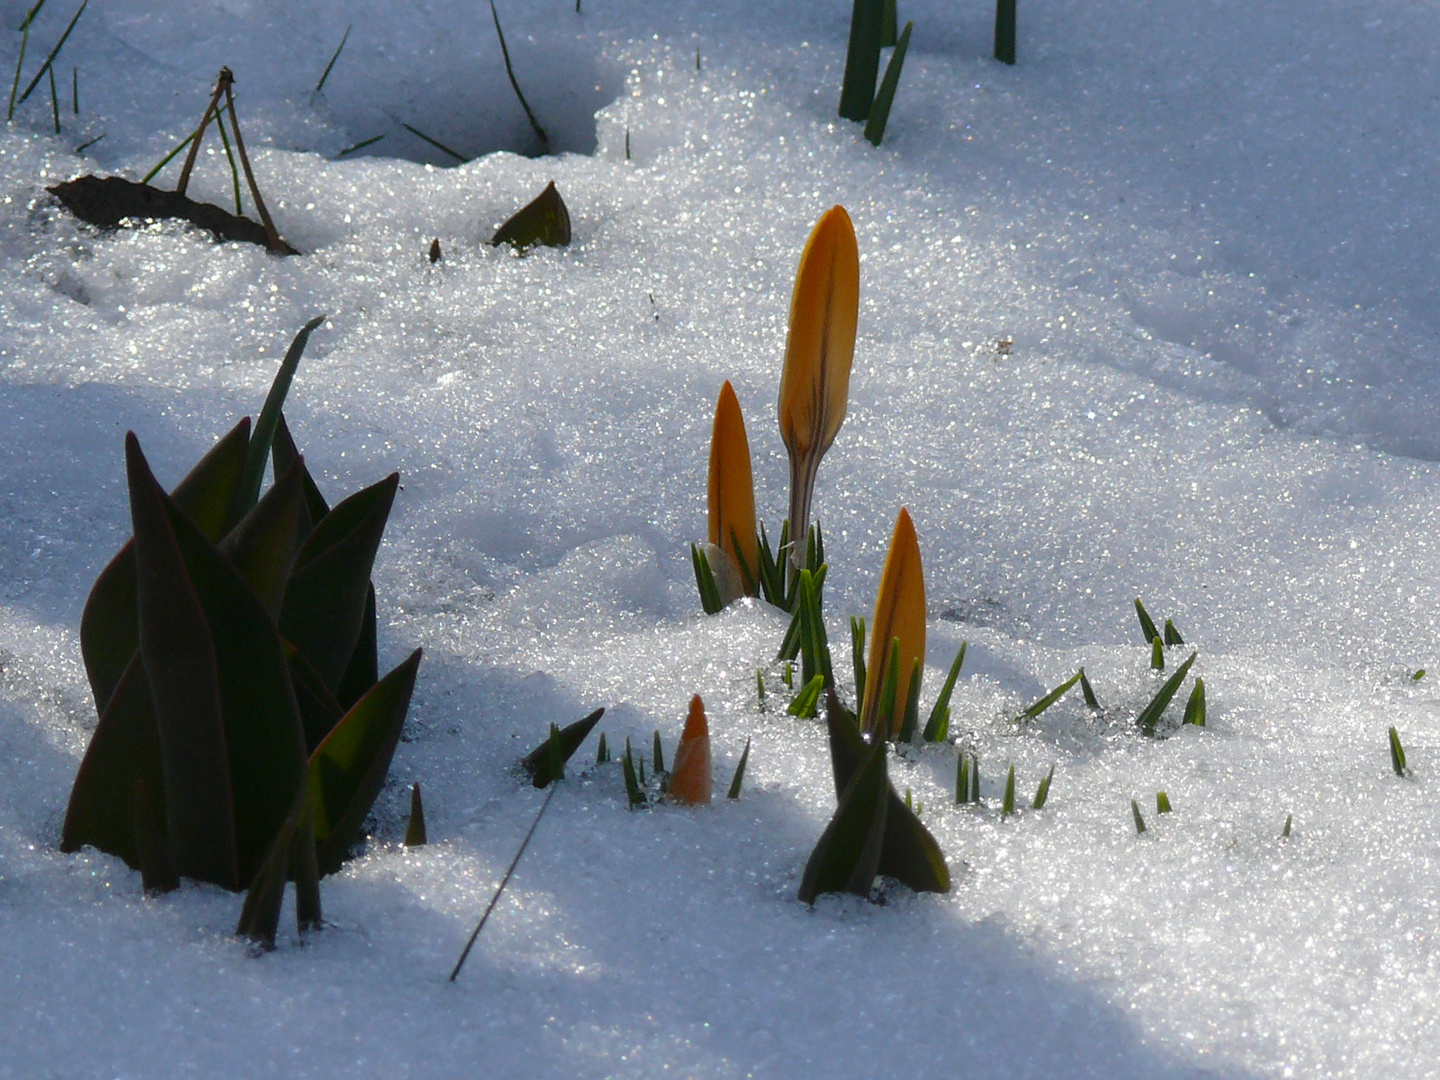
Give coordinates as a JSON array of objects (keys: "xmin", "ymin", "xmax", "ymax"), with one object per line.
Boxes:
[
  {"xmin": 652, "ymin": 730, "xmax": 665, "ymax": 775},
  {"xmin": 1020, "ymin": 669, "xmax": 1082, "ymax": 721},
  {"xmin": 14, "ymin": 0, "xmax": 87, "ymax": 109},
  {"xmin": 1389, "ymin": 726, "xmax": 1407, "ymax": 776},
  {"xmin": 880, "ymin": 0, "xmax": 898, "ymax": 45},
  {"xmin": 46, "ymin": 63, "xmax": 58, "ymax": 133},
  {"xmin": 787, "ymin": 673, "xmax": 825, "ymax": 717},
  {"xmin": 596, "ymin": 732, "xmax": 609, "ymax": 764},
  {"xmin": 863, "ymin": 20, "xmax": 913, "ymax": 147},
  {"xmin": 624, "ymin": 128, "xmax": 630, "ymax": 161},
  {"xmin": 696, "ymin": 48, "xmax": 701, "ymax": 71},
  {"xmin": 7, "ymin": 0, "xmax": 44, "ymax": 121},
  {"xmin": 489, "ymin": 0, "xmax": 548, "ymax": 150},
  {"xmin": 922, "ymin": 641, "xmax": 966, "ymax": 742},
  {"xmin": 404, "ymin": 782, "xmax": 427, "ymax": 847},
  {"xmin": 896, "ymin": 657, "xmax": 922, "ymax": 742},
  {"xmin": 994, "ymin": 0, "xmax": 1016, "ymax": 64},
  {"xmin": 1136, "ymin": 651, "xmax": 1198, "ymax": 736},
  {"xmin": 334, "ymin": 133, "xmax": 386, "ymax": 158},
  {"xmin": 691, "ymin": 543, "xmax": 724, "ymax": 615},
  {"xmin": 1131, "ymin": 799, "xmax": 1146, "ymax": 834},
  {"xmin": 1163, "ymin": 618, "xmax": 1184, "ymax": 646},
  {"xmin": 969, "ymin": 755, "xmax": 980, "ymax": 803},
  {"xmin": 905, "ymin": 787, "xmax": 913, "ymax": 810},
  {"xmin": 1282, "ymin": 813, "xmax": 1292, "ymax": 839},
  {"xmin": 783, "ymin": 661, "xmax": 794, "ymax": 688},
  {"xmin": 1031, "ymin": 764, "xmax": 1054, "ymax": 809},
  {"xmin": 1156, "ymin": 791, "xmax": 1171, "ymax": 814},
  {"xmin": 839, "ymin": 0, "xmax": 884, "ymax": 121},
  {"xmin": 1183, "ymin": 677, "xmax": 1206, "ymax": 727},
  {"xmin": 70, "ymin": 63, "xmax": 75, "ymax": 113},
  {"xmin": 1134, "ymin": 598, "xmax": 1160, "ymax": 646},
  {"xmin": 315, "ymin": 24, "xmax": 351, "ymax": 94},
  {"xmin": 401, "ymin": 121, "xmax": 467, "ymax": 163},
  {"xmin": 74, "ymin": 131, "xmax": 104, "ymax": 154},
  {"xmin": 727, "ymin": 738, "xmax": 751, "ymax": 799},
  {"xmin": 955, "ymin": 752, "xmax": 968, "ymax": 805},
  {"xmin": 546, "ymin": 722, "xmax": 564, "ymax": 784},
  {"xmin": 637, "ymin": 754, "xmax": 646, "ymax": 787},
  {"xmin": 1001, "ymin": 764, "xmax": 1016, "ymax": 816},
  {"xmin": 756, "ymin": 669, "xmax": 766, "ymax": 707},
  {"xmin": 877, "ymin": 637, "xmax": 902, "ymax": 733},
  {"xmin": 1078, "ymin": 667, "xmax": 1100, "ymax": 709},
  {"xmin": 142, "ymin": 130, "xmax": 197, "ymax": 185},
  {"xmin": 1151, "ymin": 636, "xmax": 1164, "ymax": 671},
  {"xmin": 851, "ymin": 615, "xmax": 867, "ymax": 706},
  {"xmin": 213, "ymin": 105, "xmax": 243, "ymax": 217},
  {"xmin": 622, "ymin": 740, "xmax": 645, "ymax": 808}
]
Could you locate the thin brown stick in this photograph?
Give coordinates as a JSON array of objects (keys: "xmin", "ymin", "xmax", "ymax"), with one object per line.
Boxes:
[
  {"xmin": 222, "ymin": 80, "xmax": 284, "ymax": 254},
  {"xmin": 174, "ymin": 67, "xmax": 231, "ymax": 197}
]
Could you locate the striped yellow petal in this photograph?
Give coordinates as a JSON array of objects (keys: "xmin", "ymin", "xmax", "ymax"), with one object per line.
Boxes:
[
  {"xmin": 707, "ymin": 380, "xmax": 758, "ymax": 595},
  {"xmin": 776, "ymin": 205, "xmax": 859, "ymax": 559},
  {"xmin": 860, "ymin": 507, "xmax": 927, "ymax": 739}
]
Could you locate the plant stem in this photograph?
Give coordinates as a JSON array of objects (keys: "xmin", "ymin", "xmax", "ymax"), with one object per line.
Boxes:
[
  {"xmin": 175, "ymin": 68, "xmax": 230, "ymax": 197},
  {"xmin": 223, "ymin": 80, "xmax": 285, "ymax": 253},
  {"xmin": 489, "ymin": 0, "xmax": 548, "ymax": 150}
]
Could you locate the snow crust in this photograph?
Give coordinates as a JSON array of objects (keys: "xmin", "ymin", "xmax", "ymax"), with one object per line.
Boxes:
[{"xmin": 2, "ymin": 0, "xmax": 1440, "ymax": 1076}]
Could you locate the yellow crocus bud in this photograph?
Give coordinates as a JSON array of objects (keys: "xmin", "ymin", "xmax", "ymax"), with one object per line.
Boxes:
[{"xmin": 860, "ymin": 507, "xmax": 926, "ymax": 739}]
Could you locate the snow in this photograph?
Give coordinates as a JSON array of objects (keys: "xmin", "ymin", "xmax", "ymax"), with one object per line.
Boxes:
[{"xmin": 3, "ymin": 0, "xmax": 1440, "ymax": 1076}]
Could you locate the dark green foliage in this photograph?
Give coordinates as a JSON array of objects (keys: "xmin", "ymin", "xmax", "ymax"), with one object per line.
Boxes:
[
  {"xmin": 490, "ymin": 181, "xmax": 571, "ymax": 250},
  {"xmin": 921, "ymin": 641, "xmax": 965, "ymax": 742},
  {"xmin": 1389, "ymin": 726, "xmax": 1408, "ymax": 776},
  {"xmin": 405, "ymin": 783, "xmax": 427, "ymax": 846},
  {"xmin": 1151, "ymin": 636, "xmax": 1164, "ymax": 671},
  {"xmin": 236, "ymin": 792, "xmax": 321, "ymax": 949},
  {"xmin": 850, "ymin": 615, "xmax": 867, "ymax": 706},
  {"xmin": 727, "ymin": 738, "xmax": 751, "ymax": 799},
  {"xmin": 994, "ymin": 0, "xmax": 1015, "ymax": 65},
  {"xmin": 1134, "ymin": 598, "xmax": 1160, "ymax": 646},
  {"xmin": 1001, "ymin": 764, "xmax": 1016, "ymax": 816},
  {"xmin": 62, "ymin": 320, "xmax": 420, "ymax": 921},
  {"xmin": 863, "ymin": 20, "xmax": 913, "ymax": 147},
  {"xmin": 839, "ymin": 0, "xmax": 884, "ymax": 121},
  {"xmin": 622, "ymin": 739, "xmax": 646, "ymax": 808},
  {"xmin": 1163, "ymin": 618, "xmax": 1184, "ymax": 646},
  {"xmin": 757, "ymin": 520, "xmax": 824, "ymax": 614},
  {"xmin": 1135, "ymin": 651, "xmax": 1198, "ymax": 736},
  {"xmin": 690, "ymin": 543, "xmax": 724, "ymax": 614},
  {"xmin": 756, "ymin": 670, "xmax": 766, "ymax": 708},
  {"xmin": 799, "ymin": 736, "xmax": 888, "ymax": 904},
  {"xmin": 521, "ymin": 707, "xmax": 605, "ymax": 788},
  {"xmin": 1412, "ymin": 669, "xmax": 1427, "ymax": 681},
  {"xmin": 779, "ymin": 568, "xmax": 835, "ymax": 693},
  {"xmin": 1183, "ymin": 678, "xmax": 1206, "ymax": 727},
  {"xmin": 788, "ymin": 673, "xmax": 825, "ymax": 717},
  {"xmin": 820, "ymin": 689, "xmax": 950, "ymax": 894},
  {"xmin": 1156, "ymin": 791, "xmax": 1172, "ymax": 814},
  {"xmin": 880, "ymin": 0, "xmax": 898, "ymax": 46},
  {"xmin": 1019, "ymin": 670, "xmax": 1081, "ymax": 721},
  {"xmin": 955, "ymin": 751, "xmax": 979, "ymax": 804},
  {"xmin": 596, "ymin": 732, "xmax": 610, "ymax": 764},
  {"xmin": 1131, "ymin": 799, "xmax": 1146, "ymax": 834},
  {"xmin": 652, "ymin": 729, "xmax": 665, "ymax": 776},
  {"xmin": 896, "ymin": 658, "xmax": 923, "ymax": 742},
  {"xmin": 1031, "ymin": 765, "xmax": 1054, "ymax": 810},
  {"xmin": 1282, "ymin": 813, "xmax": 1292, "ymax": 839},
  {"xmin": 1079, "ymin": 667, "xmax": 1100, "ymax": 709}
]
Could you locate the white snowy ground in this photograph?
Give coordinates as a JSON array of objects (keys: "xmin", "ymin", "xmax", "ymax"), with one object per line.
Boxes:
[{"xmin": 2, "ymin": 0, "xmax": 1439, "ymax": 1076}]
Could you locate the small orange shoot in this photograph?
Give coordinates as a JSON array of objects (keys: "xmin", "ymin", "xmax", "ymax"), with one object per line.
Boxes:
[
  {"xmin": 777, "ymin": 205, "xmax": 859, "ymax": 562},
  {"xmin": 707, "ymin": 380, "xmax": 758, "ymax": 600},
  {"xmin": 860, "ymin": 508, "xmax": 927, "ymax": 739},
  {"xmin": 668, "ymin": 695, "xmax": 713, "ymax": 805}
]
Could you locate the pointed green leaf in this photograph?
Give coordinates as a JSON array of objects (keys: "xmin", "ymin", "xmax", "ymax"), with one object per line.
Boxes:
[
  {"xmin": 1182, "ymin": 677, "xmax": 1206, "ymax": 727},
  {"xmin": 1151, "ymin": 636, "xmax": 1165, "ymax": 670},
  {"xmin": 1031, "ymin": 764, "xmax": 1054, "ymax": 810},
  {"xmin": 335, "ymin": 584, "xmax": 379, "ymax": 711},
  {"xmin": 80, "ymin": 419, "xmax": 250, "ymax": 715},
  {"xmin": 308, "ymin": 649, "xmax": 422, "ymax": 874},
  {"xmin": 1389, "ymin": 726, "xmax": 1407, "ymax": 776},
  {"xmin": 622, "ymin": 740, "xmax": 645, "ymax": 808},
  {"xmin": 1019, "ymin": 669, "xmax": 1082, "ymax": 721},
  {"xmin": 490, "ymin": 181, "xmax": 571, "ymax": 250},
  {"xmin": 955, "ymin": 751, "xmax": 969, "ymax": 805},
  {"xmin": 271, "ymin": 411, "xmax": 330, "ymax": 528},
  {"xmin": 292, "ymin": 800, "xmax": 322, "ymax": 932},
  {"xmin": 1001, "ymin": 763, "xmax": 1016, "ymax": 816},
  {"xmin": 133, "ymin": 777, "xmax": 177, "ymax": 893},
  {"xmin": 691, "ymin": 543, "xmax": 724, "ymax": 615},
  {"xmin": 596, "ymin": 732, "xmax": 610, "ymax": 764},
  {"xmin": 863, "ymin": 20, "xmax": 913, "ymax": 147},
  {"xmin": 839, "ymin": 0, "xmax": 885, "ymax": 122},
  {"xmin": 285, "ymin": 641, "xmax": 344, "ymax": 753},
  {"xmin": 236, "ymin": 788, "xmax": 308, "ymax": 949},
  {"xmin": 922, "ymin": 641, "xmax": 965, "ymax": 741},
  {"xmin": 798, "ymin": 737, "xmax": 889, "ymax": 904},
  {"xmin": 1135, "ymin": 598, "xmax": 1160, "ymax": 646},
  {"xmin": 126, "ymin": 433, "xmax": 238, "ymax": 889},
  {"xmin": 1132, "ymin": 799, "xmax": 1146, "ymax": 834},
  {"xmin": 727, "ymin": 738, "xmax": 751, "ymax": 799},
  {"xmin": 652, "ymin": 729, "xmax": 665, "ymax": 775},
  {"xmin": 787, "ymin": 673, "xmax": 825, "ymax": 717},
  {"xmin": 281, "ymin": 473, "xmax": 398, "ymax": 693},
  {"xmin": 405, "ymin": 782, "xmax": 427, "ymax": 846},
  {"xmin": 1079, "ymin": 667, "xmax": 1100, "ymax": 709},
  {"xmin": 217, "ymin": 457, "xmax": 305, "ymax": 620},
  {"xmin": 1163, "ymin": 618, "xmax": 1184, "ymax": 646},
  {"xmin": 825, "ymin": 689, "xmax": 949, "ymax": 892},
  {"xmin": 1156, "ymin": 790, "xmax": 1172, "ymax": 814},
  {"xmin": 850, "ymin": 615, "xmax": 867, "ymax": 707},
  {"xmin": 1135, "ymin": 651, "xmax": 1198, "ymax": 736},
  {"xmin": 240, "ymin": 316, "xmax": 326, "ymax": 512},
  {"xmin": 521, "ymin": 707, "xmax": 604, "ymax": 788},
  {"xmin": 896, "ymin": 657, "xmax": 923, "ymax": 743}
]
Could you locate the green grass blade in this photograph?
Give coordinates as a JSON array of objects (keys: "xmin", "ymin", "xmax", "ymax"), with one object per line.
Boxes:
[
  {"xmin": 1163, "ymin": 618, "xmax": 1184, "ymax": 646},
  {"xmin": 875, "ymin": 637, "xmax": 901, "ymax": 738},
  {"xmin": 923, "ymin": 641, "xmax": 966, "ymax": 741},
  {"xmin": 214, "ymin": 104, "xmax": 243, "ymax": 217},
  {"xmin": 691, "ymin": 544, "xmax": 724, "ymax": 615},
  {"xmin": 1156, "ymin": 790, "xmax": 1171, "ymax": 814},
  {"xmin": 15, "ymin": 0, "xmax": 87, "ymax": 108},
  {"xmin": 1001, "ymin": 763, "xmax": 1015, "ymax": 816},
  {"xmin": 1020, "ymin": 669, "xmax": 1082, "ymax": 721},
  {"xmin": 863, "ymin": 20, "xmax": 912, "ymax": 147},
  {"xmin": 334, "ymin": 133, "xmax": 386, "ymax": 158},
  {"xmin": 727, "ymin": 738, "xmax": 751, "ymax": 799},
  {"xmin": 1151, "ymin": 636, "xmax": 1164, "ymax": 670},
  {"xmin": 595, "ymin": 731, "xmax": 609, "ymax": 764},
  {"xmin": 489, "ymin": 0, "xmax": 548, "ymax": 150},
  {"xmin": 315, "ymin": 24, "xmax": 351, "ymax": 93},
  {"xmin": 1079, "ymin": 666, "xmax": 1100, "ymax": 709},
  {"xmin": 1131, "ymin": 799, "xmax": 1146, "ymax": 834},
  {"xmin": 1031, "ymin": 764, "xmax": 1054, "ymax": 809},
  {"xmin": 880, "ymin": 0, "xmax": 898, "ymax": 46},
  {"xmin": 622, "ymin": 740, "xmax": 645, "ymax": 808},
  {"xmin": 955, "ymin": 752, "xmax": 968, "ymax": 804},
  {"xmin": 652, "ymin": 729, "xmax": 665, "ymax": 775},
  {"xmin": 850, "ymin": 615, "xmax": 867, "ymax": 707},
  {"xmin": 142, "ymin": 131, "xmax": 196, "ymax": 184},
  {"xmin": 1134, "ymin": 598, "xmax": 1160, "ymax": 646},
  {"xmin": 994, "ymin": 0, "xmax": 1016, "ymax": 64},
  {"xmin": 756, "ymin": 669, "xmax": 765, "ymax": 708},
  {"xmin": 897, "ymin": 657, "xmax": 923, "ymax": 742},
  {"xmin": 1135, "ymin": 651, "xmax": 1198, "ymax": 736},
  {"xmin": 241, "ymin": 315, "xmax": 326, "ymax": 511},
  {"xmin": 74, "ymin": 131, "xmax": 104, "ymax": 154},
  {"xmin": 839, "ymin": 0, "xmax": 884, "ymax": 121},
  {"xmin": 1282, "ymin": 813, "xmax": 1292, "ymax": 838},
  {"xmin": 1389, "ymin": 726, "xmax": 1407, "ymax": 776},
  {"xmin": 46, "ymin": 62, "xmax": 57, "ymax": 132},
  {"xmin": 401, "ymin": 122, "xmax": 467, "ymax": 163},
  {"xmin": 1183, "ymin": 677, "xmax": 1206, "ymax": 726},
  {"xmin": 788, "ymin": 673, "xmax": 825, "ymax": 717}
]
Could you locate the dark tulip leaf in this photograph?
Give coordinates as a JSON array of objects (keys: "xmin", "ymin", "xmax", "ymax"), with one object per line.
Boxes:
[
  {"xmin": 490, "ymin": 181, "xmax": 571, "ymax": 250},
  {"xmin": 236, "ymin": 789, "xmax": 307, "ymax": 949},
  {"xmin": 522, "ymin": 707, "xmax": 605, "ymax": 788},
  {"xmin": 133, "ymin": 777, "xmax": 178, "ymax": 893},
  {"xmin": 292, "ymin": 800, "xmax": 322, "ymax": 932},
  {"xmin": 80, "ymin": 419, "xmax": 251, "ymax": 715},
  {"xmin": 281, "ymin": 473, "xmax": 398, "ymax": 693},
  {"xmin": 335, "ymin": 584, "xmax": 378, "ymax": 712},
  {"xmin": 798, "ymin": 736, "xmax": 889, "ymax": 904},
  {"xmin": 825, "ymin": 688, "xmax": 950, "ymax": 892},
  {"xmin": 61, "ymin": 656, "xmax": 159, "ymax": 869},
  {"xmin": 309, "ymin": 649, "xmax": 422, "ymax": 875},
  {"xmin": 217, "ymin": 458, "xmax": 305, "ymax": 621},
  {"xmin": 156, "ymin": 465, "xmax": 309, "ymax": 887},
  {"xmin": 272, "ymin": 411, "xmax": 331, "ymax": 531},
  {"xmin": 285, "ymin": 641, "xmax": 344, "ymax": 753},
  {"xmin": 240, "ymin": 316, "xmax": 326, "ymax": 512},
  {"xmin": 126, "ymin": 433, "xmax": 238, "ymax": 890}
]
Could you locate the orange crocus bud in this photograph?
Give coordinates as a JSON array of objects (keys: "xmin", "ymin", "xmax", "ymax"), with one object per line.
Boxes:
[
  {"xmin": 668, "ymin": 695, "xmax": 713, "ymax": 805},
  {"xmin": 776, "ymin": 205, "xmax": 859, "ymax": 565},
  {"xmin": 860, "ymin": 508, "xmax": 927, "ymax": 739},
  {"xmin": 707, "ymin": 380, "xmax": 758, "ymax": 600}
]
